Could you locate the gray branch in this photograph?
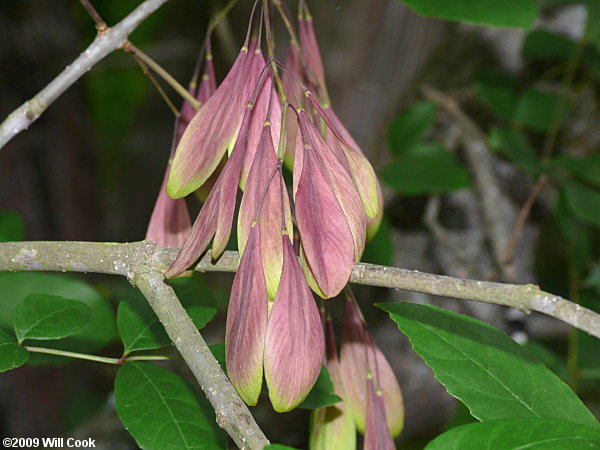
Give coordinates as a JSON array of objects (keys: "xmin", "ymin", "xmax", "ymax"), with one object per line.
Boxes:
[
  {"xmin": 133, "ymin": 269, "xmax": 270, "ymax": 450},
  {"xmin": 1, "ymin": 240, "xmax": 599, "ymax": 341},
  {"xmin": 0, "ymin": 0, "xmax": 171, "ymax": 150},
  {"xmin": 422, "ymin": 86, "xmax": 518, "ymax": 282},
  {"xmin": 0, "ymin": 240, "xmax": 269, "ymax": 449}
]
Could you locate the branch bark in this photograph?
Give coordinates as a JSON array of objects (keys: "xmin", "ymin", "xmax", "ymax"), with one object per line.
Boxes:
[
  {"xmin": 422, "ymin": 86, "xmax": 518, "ymax": 282},
  {"xmin": 0, "ymin": 240, "xmax": 270, "ymax": 448},
  {"xmin": 1, "ymin": 240, "xmax": 599, "ymax": 341},
  {"xmin": 0, "ymin": 0, "xmax": 171, "ymax": 150},
  {"xmin": 133, "ymin": 269, "xmax": 270, "ymax": 450}
]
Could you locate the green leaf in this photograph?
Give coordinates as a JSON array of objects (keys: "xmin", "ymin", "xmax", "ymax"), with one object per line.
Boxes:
[
  {"xmin": 377, "ymin": 302, "xmax": 600, "ymax": 429},
  {"xmin": 585, "ymin": 0, "xmax": 600, "ymax": 54},
  {"xmin": 552, "ymin": 155, "xmax": 600, "ymax": 189},
  {"xmin": 395, "ymin": 0, "xmax": 538, "ymax": 28},
  {"xmin": 264, "ymin": 445, "xmax": 300, "ymax": 450},
  {"xmin": 117, "ymin": 289, "xmax": 170, "ymax": 354},
  {"xmin": 0, "ymin": 329, "xmax": 29, "ymax": 373},
  {"xmin": 522, "ymin": 28, "xmax": 600, "ymax": 80},
  {"xmin": 115, "ymin": 362, "xmax": 227, "ymax": 450},
  {"xmin": 560, "ymin": 179, "xmax": 600, "ymax": 227},
  {"xmin": 553, "ymin": 192, "xmax": 596, "ymax": 275},
  {"xmin": 298, "ymin": 366, "xmax": 342, "ymax": 410},
  {"xmin": 0, "ymin": 209, "xmax": 24, "ymax": 242},
  {"xmin": 474, "ymin": 71, "xmax": 516, "ymax": 119},
  {"xmin": 380, "ymin": 143, "xmax": 470, "ymax": 195},
  {"xmin": 426, "ymin": 418, "xmax": 600, "ymax": 449},
  {"xmin": 86, "ymin": 69, "xmax": 148, "ymax": 184},
  {"xmin": 514, "ymin": 89, "xmax": 568, "ymax": 133},
  {"xmin": 388, "ymin": 101, "xmax": 437, "ymax": 155},
  {"xmin": 117, "ymin": 276, "xmax": 217, "ymax": 354},
  {"xmin": 488, "ymin": 126, "xmax": 542, "ymax": 176},
  {"xmin": 533, "ymin": 216, "xmax": 570, "ymax": 299},
  {"xmin": 584, "ymin": 261, "xmax": 600, "ymax": 294},
  {"xmin": 541, "ymin": 0, "xmax": 581, "ymax": 5},
  {"xmin": 362, "ymin": 216, "xmax": 394, "ymax": 266},
  {"xmin": 13, "ymin": 294, "xmax": 91, "ymax": 344},
  {"xmin": 522, "ymin": 341, "xmax": 569, "ymax": 382},
  {"xmin": 576, "ymin": 292, "xmax": 600, "ymax": 380},
  {"xmin": 169, "ymin": 276, "xmax": 218, "ymax": 329},
  {"xmin": 523, "ymin": 30, "xmax": 576, "ymax": 61},
  {"xmin": 209, "ymin": 342, "xmax": 226, "ymax": 372},
  {"xmin": 0, "ymin": 273, "xmax": 116, "ymax": 355}
]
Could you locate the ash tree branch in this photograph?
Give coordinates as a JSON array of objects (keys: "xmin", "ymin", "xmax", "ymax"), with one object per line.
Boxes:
[
  {"xmin": 1, "ymin": 240, "xmax": 600, "ymax": 341},
  {"xmin": 350, "ymin": 262, "xmax": 600, "ymax": 339},
  {"xmin": 0, "ymin": 0, "xmax": 171, "ymax": 150},
  {"xmin": 133, "ymin": 269, "xmax": 270, "ymax": 450},
  {"xmin": 0, "ymin": 240, "xmax": 270, "ymax": 449}
]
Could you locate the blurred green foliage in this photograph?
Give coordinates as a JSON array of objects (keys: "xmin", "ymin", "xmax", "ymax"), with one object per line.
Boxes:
[
  {"xmin": 380, "ymin": 143, "xmax": 471, "ymax": 195},
  {"xmin": 0, "ymin": 209, "xmax": 24, "ymax": 242},
  {"xmin": 383, "ymin": 3, "xmax": 600, "ymax": 441},
  {"xmin": 0, "ymin": 272, "xmax": 116, "ymax": 356},
  {"xmin": 396, "ymin": 0, "xmax": 538, "ymax": 28}
]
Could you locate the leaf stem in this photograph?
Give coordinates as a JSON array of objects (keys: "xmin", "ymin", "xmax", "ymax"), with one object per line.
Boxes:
[
  {"xmin": 125, "ymin": 355, "xmax": 176, "ymax": 362},
  {"xmin": 24, "ymin": 346, "xmax": 176, "ymax": 365},
  {"xmin": 25, "ymin": 346, "xmax": 121, "ymax": 364}
]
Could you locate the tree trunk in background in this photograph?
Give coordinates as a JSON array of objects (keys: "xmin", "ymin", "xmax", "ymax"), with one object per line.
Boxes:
[{"xmin": 312, "ymin": 0, "xmax": 445, "ymax": 162}]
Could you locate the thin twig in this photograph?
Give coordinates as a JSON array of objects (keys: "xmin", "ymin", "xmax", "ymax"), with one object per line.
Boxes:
[
  {"xmin": 505, "ymin": 176, "xmax": 547, "ymax": 264},
  {"xmin": 0, "ymin": 0, "xmax": 171, "ymax": 150},
  {"xmin": 132, "ymin": 54, "xmax": 181, "ymax": 117},
  {"xmin": 123, "ymin": 42, "xmax": 200, "ymax": 110},
  {"xmin": 1, "ymin": 240, "xmax": 599, "ymax": 340},
  {"xmin": 79, "ymin": 0, "xmax": 107, "ymax": 32},
  {"xmin": 78, "ymin": 0, "xmax": 197, "ymax": 112}
]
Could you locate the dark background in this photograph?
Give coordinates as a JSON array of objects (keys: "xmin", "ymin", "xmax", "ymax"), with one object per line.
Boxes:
[{"xmin": 1, "ymin": 0, "xmax": 599, "ymax": 448}]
